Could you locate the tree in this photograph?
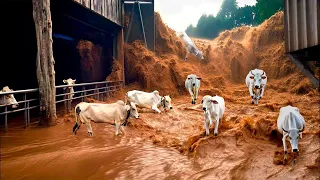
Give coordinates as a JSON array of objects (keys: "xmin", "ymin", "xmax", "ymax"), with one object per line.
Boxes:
[
  {"xmin": 255, "ymin": 0, "xmax": 283, "ymax": 24},
  {"xmin": 186, "ymin": 24, "xmax": 196, "ymax": 37},
  {"xmin": 235, "ymin": 5, "xmax": 256, "ymax": 26},
  {"xmin": 32, "ymin": 0, "xmax": 57, "ymax": 126},
  {"xmin": 217, "ymin": 0, "xmax": 238, "ymax": 28}
]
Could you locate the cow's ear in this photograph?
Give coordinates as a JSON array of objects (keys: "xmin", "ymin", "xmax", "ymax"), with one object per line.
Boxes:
[
  {"xmin": 125, "ymin": 105, "xmax": 130, "ymax": 111},
  {"xmin": 211, "ymin": 100, "xmax": 218, "ymax": 104},
  {"xmin": 63, "ymin": 80, "xmax": 66, "ymax": 83},
  {"xmin": 73, "ymin": 79, "xmax": 76, "ymax": 84},
  {"xmin": 261, "ymin": 76, "xmax": 266, "ymax": 79}
]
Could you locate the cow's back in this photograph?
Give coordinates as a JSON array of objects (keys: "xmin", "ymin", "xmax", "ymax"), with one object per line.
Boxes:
[
  {"xmin": 83, "ymin": 103, "xmax": 123, "ymax": 123},
  {"xmin": 127, "ymin": 90, "xmax": 156, "ymax": 108},
  {"xmin": 277, "ymin": 106, "xmax": 305, "ymax": 134},
  {"xmin": 212, "ymin": 96, "xmax": 225, "ymax": 118}
]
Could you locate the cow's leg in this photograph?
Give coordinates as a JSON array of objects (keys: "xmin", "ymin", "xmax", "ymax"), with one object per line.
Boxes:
[
  {"xmin": 120, "ymin": 124, "xmax": 125, "ymax": 134},
  {"xmin": 214, "ymin": 117, "xmax": 219, "ymax": 136},
  {"xmin": 195, "ymin": 88, "xmax": 199, "ymax": 101},
  {"xmin": 81, "ymin": 115, "xmax": 93, "ymax": 136},
  {"xmin": 152, "ymin": 104, "xmax": 161, "ymax": 113},
  {"xmin": 260, "ymin": 87, "xmax": 265, "ymax": 99},
  {"xmin": 282, "ymin": 134, "xmax": 288, "ymax": 160},
  {"xmin": 115, "ymin": 121, "xmax": 121, "ymax": 136},
  {"xmin": 188, "ymin": 88, "xmax": 194, "ymax": 104},
  {"xmin": 205, "ymin": 120, "xmax": 210, "ymax": 136}
]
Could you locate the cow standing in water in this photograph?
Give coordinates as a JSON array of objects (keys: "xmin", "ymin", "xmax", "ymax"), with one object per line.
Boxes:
[
  {"xmin": 0, "ymin": 86, "xmax": 19, "ymax": 108},
  {"xmin": 245, "ymin": 69, "xmax": 267, "ymax": 105},
  {"xmin": 63, "ymin": 78, "xmax": 76, "ymax": 112},
  {"xmin": 73, "ymin": 100, "xmax": 139, "ymax": 136}
]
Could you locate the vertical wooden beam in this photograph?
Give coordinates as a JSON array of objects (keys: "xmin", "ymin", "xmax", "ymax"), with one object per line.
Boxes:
[
  {"xmin": 32, "ymin": 0, "xmax": 57, "ymax": 126},
  {"xmin": 138, "ymin": 2, "xmax": 147, "ymax": 48},
  {"xmin": 117, "ymin": 29, "xmax": 125, "ymax": 85},
  {"xmin": 298, "ymin": 0, "xmax": 307, "ymax": 49},
  {"xmin": 125, "ymin": 3, "xmax": 135, "ymax": 43},
  {"xmin": 284, "ymin": 0, "xmax": 290, "ymax": 52},
  {"xmin": 289, "ymin": 0, "xmax": 298, "ymax": 51}
]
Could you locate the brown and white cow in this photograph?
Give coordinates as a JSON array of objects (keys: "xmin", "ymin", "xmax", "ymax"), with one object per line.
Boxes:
[{"xmin": 72, "ymin": 100, "xmax": 139, "ymax": 136}]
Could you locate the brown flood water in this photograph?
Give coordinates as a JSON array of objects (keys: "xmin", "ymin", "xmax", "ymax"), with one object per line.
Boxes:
[{"xmin": 1, "ymin": 122, "xmax": 200, "ymax": 180}]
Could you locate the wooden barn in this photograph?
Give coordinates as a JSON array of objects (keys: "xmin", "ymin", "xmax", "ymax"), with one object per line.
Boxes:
[{"xmin": 284, "ymin": 0, "xmax": 320, "ymax": 88}]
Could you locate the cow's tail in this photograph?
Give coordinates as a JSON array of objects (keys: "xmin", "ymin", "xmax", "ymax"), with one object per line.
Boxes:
[{"xmin": 72, "ymin": 103, "xmax": 82, "ymax": 135}]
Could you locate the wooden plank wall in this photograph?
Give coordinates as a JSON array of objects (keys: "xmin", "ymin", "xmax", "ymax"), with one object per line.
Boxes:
[
  {"xmin": 284, "ymin": 0, "xmax": 319, "ymax": 53},
  {"xmin": 73, "ymin": 0, "xmax": 122, "ymax": 26}
]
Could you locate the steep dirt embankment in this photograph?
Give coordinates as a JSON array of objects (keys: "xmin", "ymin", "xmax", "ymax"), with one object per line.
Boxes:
[{"xmin": 105, "ymin": 11, "xmax": 320, "ymax": 179}]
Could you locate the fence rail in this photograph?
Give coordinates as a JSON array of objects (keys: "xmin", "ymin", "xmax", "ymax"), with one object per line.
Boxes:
[{"xmin": 0, "ymin": 80, "xmax": 123, "ymax": 132}]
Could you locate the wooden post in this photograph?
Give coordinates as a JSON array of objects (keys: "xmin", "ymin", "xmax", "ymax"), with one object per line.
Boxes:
[
  {"xmin": 117, "ymin": 29, "xmax": 125, "ymax": 85},
  {"xmin": 32, "ymin": 0, "xmax": 57, "ymax": 126}
]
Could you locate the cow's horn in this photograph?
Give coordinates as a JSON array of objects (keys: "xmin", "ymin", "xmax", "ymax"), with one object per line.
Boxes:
[
  {"xmin": 282, "ymin": 127, "xmax": 289, "ymax": 133},
  {"xmin": 299, "ymin": 124, "xmax": 305, "ymax": 132}
]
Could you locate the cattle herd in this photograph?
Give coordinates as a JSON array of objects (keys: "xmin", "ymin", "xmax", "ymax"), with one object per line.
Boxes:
[{"xmin": 0, "ymin": 32, "xmax": 306, "ymax": 163}]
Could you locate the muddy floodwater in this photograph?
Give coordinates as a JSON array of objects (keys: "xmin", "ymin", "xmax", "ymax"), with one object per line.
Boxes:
[
  {"xmin": 1, "ymin": 90, "xmax": 319, "ymax": 179},
  {"xmin": 1, "ymin": 123, "xmax": 198, "ymax": 179}
]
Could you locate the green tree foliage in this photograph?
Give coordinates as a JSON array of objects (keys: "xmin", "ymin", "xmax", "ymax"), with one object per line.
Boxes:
[
  {"xmin": 185, "ymin": 0, "xmax": 283, "ymax": 39},
  {"xmin": 255, "ymin": 0, "xmax": 284, "ymax": 24}
]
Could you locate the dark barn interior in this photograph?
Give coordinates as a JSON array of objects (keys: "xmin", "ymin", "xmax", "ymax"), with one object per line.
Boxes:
[
  {"xmin": 1, "ymin": 0, "xmax": 121, "ymax": 126},
  {"xmin": 124, "ymin": 0, "xmax": 155, "ymax": 52},
  {"xmin": 1, "ymin": 0, "xmax": 119, "ymax": 91}
]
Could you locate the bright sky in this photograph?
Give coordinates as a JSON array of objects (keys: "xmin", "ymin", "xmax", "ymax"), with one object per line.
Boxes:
[{"xmin": 154, "ymin": 0, "xmax": 257, "ymax": 32}]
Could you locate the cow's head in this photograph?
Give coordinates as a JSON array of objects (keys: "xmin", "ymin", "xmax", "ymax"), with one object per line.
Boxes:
[
  {"xmin": 162, "ymin": 95, "xmax": 173, "ymax": 110},
  {"xmin": 63, "ymin": 78, "xmax": 76, "ymax": 90},
  {"xmin": 282, "ymin": 124, "xmax": 304, "ymax": 153},
  {"xmin": 187, "ymin": 74, "xmax": 202, "ymax": 87},
  {"xmin": 1, "ymin": 86, "xmax": 19, "ymax": 108},
  {"xmin": 201, "ymin": 95, "xmax": 218, "ymax": 111},
  {"xmin": 249, "ymin": 71, "xmax": 266, "ymax": 89},
  {"xmin": 196, "ymin": 51, "xmax": 204, "ymax": 60},
  {"xmin": 128, "ymin": 102, "xmax": 139, "ymax": 119}
]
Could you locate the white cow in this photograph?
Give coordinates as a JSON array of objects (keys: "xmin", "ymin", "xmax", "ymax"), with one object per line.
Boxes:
[
  {"xmin": 277, "ymin": 105, "xmax": 305, "ymax": 160},
  {"xmin": 177, "ymin": 31, "xmax": 204, "ymax": 61},
  {"xmin": 0, "ymin": 86, "xmax": 19, "ymax": 108},
  {"xmin": 245, "ymin": 68, "xmax": 267, "ymax": 105},
  {"xmin": 125, "ymin": 90, "xmax": 173, "ymax": 114},
  {"xmin": 185, "ymin": 74, "xmax": 201, "ymax": 104},
  {"xmin": 72, "ymin": 100, "xmax": 139, "ymax": 136},
  {"xmin": 63, "ymin": 78, "xmax": 76, "ymax": 112},
  {"xmin": 201, "ymin": 95, "xmax": 225, "ymax": 136}
]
